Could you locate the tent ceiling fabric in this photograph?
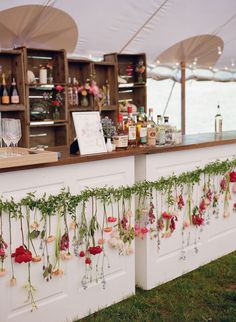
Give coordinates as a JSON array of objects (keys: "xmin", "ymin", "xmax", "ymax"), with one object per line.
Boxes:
[
  {"xmin": 156, "ymin": 35, "xmax": 224, "ymax": 68},
  {"xmin": 0, "ymin": 0, "xmax": 236, "ymax": 70},
  {"xmin": 0, "ymin": 4, "xmax": 78, "ymax": 52}
]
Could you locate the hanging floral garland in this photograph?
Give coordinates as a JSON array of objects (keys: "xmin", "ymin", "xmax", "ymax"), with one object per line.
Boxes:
[{"xmin": 0, "ymin": 158, "xmax": 236, "ymax": 311}]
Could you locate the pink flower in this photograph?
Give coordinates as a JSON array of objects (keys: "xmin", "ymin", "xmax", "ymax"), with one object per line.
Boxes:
[{"xmin": 55, "ymin": 85, "xmax": 64, "ymax": 92}]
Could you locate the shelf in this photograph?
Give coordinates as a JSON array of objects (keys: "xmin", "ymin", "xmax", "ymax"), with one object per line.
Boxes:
[
  {"xmin": 29, "ymin": 120, "xmax": 67, "ymax": 127},
  {"xmin": 96, "ymin": 105, "xmax": 117, "ymax": 112},
  {"xmin": 0, "ymin": 104, "xmax": 25, "ymax": 112},
  {"xmin": 118, "ymin": 83, "xmax": 146, "ymax": 89},
  {"xmin": 69, "ymin": 106, "xmax": 94, "ymax": 112}
]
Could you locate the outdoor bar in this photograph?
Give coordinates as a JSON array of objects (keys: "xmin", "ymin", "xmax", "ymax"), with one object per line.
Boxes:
[{"xmin": 0, "ymin": 1, "xmax": 236, "ymax": 322}]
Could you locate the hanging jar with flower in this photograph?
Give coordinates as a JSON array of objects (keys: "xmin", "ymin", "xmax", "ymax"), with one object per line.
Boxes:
[
  {"xmin": 51, "ymin": 85, "xmax": 64, "ymax": 120},
  {"xmin": 79, "ymin": 79, "xmax": 91, "ymax": 107}
]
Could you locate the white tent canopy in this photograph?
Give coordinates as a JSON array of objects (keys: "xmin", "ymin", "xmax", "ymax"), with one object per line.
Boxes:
[{"xmin": 0, "ymin": 0, "xmax": 236, "ymax": 73}]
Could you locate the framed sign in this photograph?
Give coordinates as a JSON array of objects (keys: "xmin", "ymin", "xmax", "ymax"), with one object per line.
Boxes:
[{"xmin": 72, "ymin": 112, "xmax": 107, "ymax": 155}]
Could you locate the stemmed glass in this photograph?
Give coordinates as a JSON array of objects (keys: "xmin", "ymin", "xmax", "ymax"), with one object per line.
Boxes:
[
  {"xmin": 1, "ymin": 118, "xmax": 22, "ymax": 156},
  {"xmin": 2, "ymin": 118, "xmax": 12, "ymax": 155},
  {"xmin": 9, "ymin": 119, "xmax": 22, "ymax": 155}
]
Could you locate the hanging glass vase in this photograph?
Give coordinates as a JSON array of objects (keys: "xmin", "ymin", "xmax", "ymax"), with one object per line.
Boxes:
[
  {"xmin": 81, "ymin": 95, "xmax": 89, "ymax": 107},
  {"xmin": 53, "ymin": 107, "xmax": 60, "ymax": 120}
]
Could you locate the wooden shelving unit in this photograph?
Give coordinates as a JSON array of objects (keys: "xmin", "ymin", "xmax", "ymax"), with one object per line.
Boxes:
[
  {"xmin": 0, "ymin": 49, "xmax": 26, "ymax": 146},
  {"xmin": 0, "ymin": 49, "xmax": 147, "ymax": 150},
  {"xmin": 20, "ymin": 47, "xmax": 68, "ymax": 148},
  {"xmin": 104, "ymin": 53, "xmax": 147, "ymax": 114},
  {"xmin": 67, "ymin": 59, "xmax": 118, "ymax": 143}
]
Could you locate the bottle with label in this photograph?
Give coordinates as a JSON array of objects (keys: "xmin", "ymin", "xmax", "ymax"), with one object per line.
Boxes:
[
  {"xmin": 113, "ymin": 112, "xmax": 128, "ymax": 150},
  {"xmin": 125, "ymin": 106, "xmax": 137, "ymax": 146},
  {"xmin": 156, "ymin": 115, "xmax": 163, "ymax": 145},
  {"xmin": 164, "ymin": 116, "xmax": 173, "ymax": 144},
  {"xmin": 215, "ymin": 104, "xmax": 223, "ymax": 134},
  {"xmin": 10, "ymin": 77, "xmax": 20, "ymax": 104},
  {"xmin": 1, "ymin": 73, "xmax": 10, "ymax": 105},
  {"xmin": 72, "ymin": 77, "xmax": 79, "ymax": 106},
  {"xmin": 68, "ymin": 77, "xmax": 73, "ymax": 106},
  {"xmin": 136, "ymin": 106, "xmax": 147, "ymax": 146},
  {"xmin": 147, "ymin": 108, "xmax": 156, "ymax": 146}
]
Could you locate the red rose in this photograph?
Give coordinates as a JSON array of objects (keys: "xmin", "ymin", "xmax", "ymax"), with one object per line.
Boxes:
[
  {"xmin": 162, "ymin": 211, "xmax": 172, "ymax": 219},
  {"xmin": 85, "ymin": 257, "xmax": 91, "ymax": 265},
  {"xmin": 230, "ymin": 171, "xmax": 236, "ymax": 182},
  {"xmin": 88, "ymin": 246, "xmax": 102, "ymax": 256},
  {"xmin": 140, "ymin": 227, "xmax": 149, "ymax": 234},
  {"xmin": 192, "ymin": 214, "xmax": 204, "ymax": 226},
  {"xmin": 12, "ymin": 245, "xmax": 32, "ymax": 263},
  {"xmin": 79, "ymin": 251, "xmax": 85, "ymax": 257},
  {"xmin": 51, "ymin": 100, "xmax": 60, "ymax": 107}
]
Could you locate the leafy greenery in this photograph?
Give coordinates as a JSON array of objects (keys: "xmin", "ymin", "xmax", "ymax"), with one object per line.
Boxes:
[
  {"xmin": 1, "ymin": 158, "xmax": 236, "ymax": 218},
  {"xmin": 78, "ymin": 252, "xmax": 236, "ymax": 322}
]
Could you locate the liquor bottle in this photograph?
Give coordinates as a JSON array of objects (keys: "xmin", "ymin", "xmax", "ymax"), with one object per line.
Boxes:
[
  {"xmin": 136, "ymin": 106, "xmax": 147, "ymax": 146},
  {"xmin": 156, "ymin": 115, "xmax": 162, "ymax": 145},
  {"xmin": 1, "ymin": 73, "xmax": 10, "ymax": 105},
  {"xmin": 10, "ymin": 77, "xmax": 20, "ymax": 104},
  {"xmin": 68, "ymin": 77, "xmax": 73, "ymax": 106},
  {"xmin": 215, "ymin": 104, "xmax": 223, "ymax": 134},
  {"xmin": 72, "ymin": 77, "xmax": 79, "ymax": 106},
  {"xmin": 147, "ymin": 108, "xmax": 156, "ymax": 146},
  {"xmin": 125, "ymin": 106, "xmax": 137, "ymax": 146},
  {"xmin": 164, "ymin": 116, "xmax": 173, "ymax": 144},
  {"xmin": 113, "ymin": 112, "xmax": 128, "ymax": 150}
]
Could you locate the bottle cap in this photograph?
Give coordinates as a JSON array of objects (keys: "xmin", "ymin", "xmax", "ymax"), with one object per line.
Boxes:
[
  {"xmin": 149, "ymin": 108, "xmax": 153, "ymax": 112},
  {"xmin": 139, "ymin": 106, "xmax": 145, "ymax": 113}
]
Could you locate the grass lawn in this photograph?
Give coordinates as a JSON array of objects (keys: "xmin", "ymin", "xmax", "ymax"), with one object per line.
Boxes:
[{"xmin": 78, "ymin": 251, "xmax": 236, "ymax": 322}]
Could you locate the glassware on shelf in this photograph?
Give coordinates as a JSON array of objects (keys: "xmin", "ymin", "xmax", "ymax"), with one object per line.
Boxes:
[{"xmin": 1, "ymin": 118, "xmax": 22, "ymax": 156}]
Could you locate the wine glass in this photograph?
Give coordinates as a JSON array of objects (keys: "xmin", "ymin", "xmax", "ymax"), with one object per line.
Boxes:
[
  {"xmin": 9, "ymin": 119, "xmax": 22, "ymax": 155},
  {"xmin": 1, "ymin": 118, "xmax": 12, "ymax": 155}
]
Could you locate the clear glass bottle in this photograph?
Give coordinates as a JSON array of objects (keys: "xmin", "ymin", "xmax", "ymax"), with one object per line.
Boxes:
[
  {"xmin": 156, "ymin": 115, "xmax": 163, "ymax": 145},
  {"xmin": 125, "ymin": 106, "xmax": 137, "ymax": 146},
  {"xmin": 137, "ymin": 106, "xmax": 147, "ymax": 146},
  {"xmin": 147, "ymin": 108, "xmax": 156, "ymax": 146},
  {"xmin": 68, "ymin": 77, "xmax": 73, "ymax": 106},
  {"xmin": 72, "ymin": 77, "xmax": 79, "ymax": 106},
  {"xmin": 215, "ymin": 104, "xmax": 223, "ymax": 134},
  {"xmin": 164, "ymin": 116, "xmax": 173, "ymax": 144}
]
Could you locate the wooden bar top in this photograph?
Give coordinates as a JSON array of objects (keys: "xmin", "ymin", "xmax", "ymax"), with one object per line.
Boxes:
[{"xmin": 1, "ymin": 131, "xmax": 236, "ymax": 173}]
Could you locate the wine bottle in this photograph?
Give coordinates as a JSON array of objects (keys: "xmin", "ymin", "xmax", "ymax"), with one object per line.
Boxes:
[
  {"xmin": 10, "ymin": 77, "xmax": 20, "ymax": 104},
  {"xmin": 1, "ymin": 73, "xmax": 10, "ymax": 105}
]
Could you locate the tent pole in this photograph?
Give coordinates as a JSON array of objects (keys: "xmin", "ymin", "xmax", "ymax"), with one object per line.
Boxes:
[{"xmin": 181, "ymin": 61, "xmax": 186, "ymax": 134}]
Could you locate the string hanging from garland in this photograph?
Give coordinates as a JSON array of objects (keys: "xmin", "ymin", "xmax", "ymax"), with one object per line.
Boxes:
[{"xmin": 0, "ymin": 158, "xmax": 236, "ymax": 311}]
